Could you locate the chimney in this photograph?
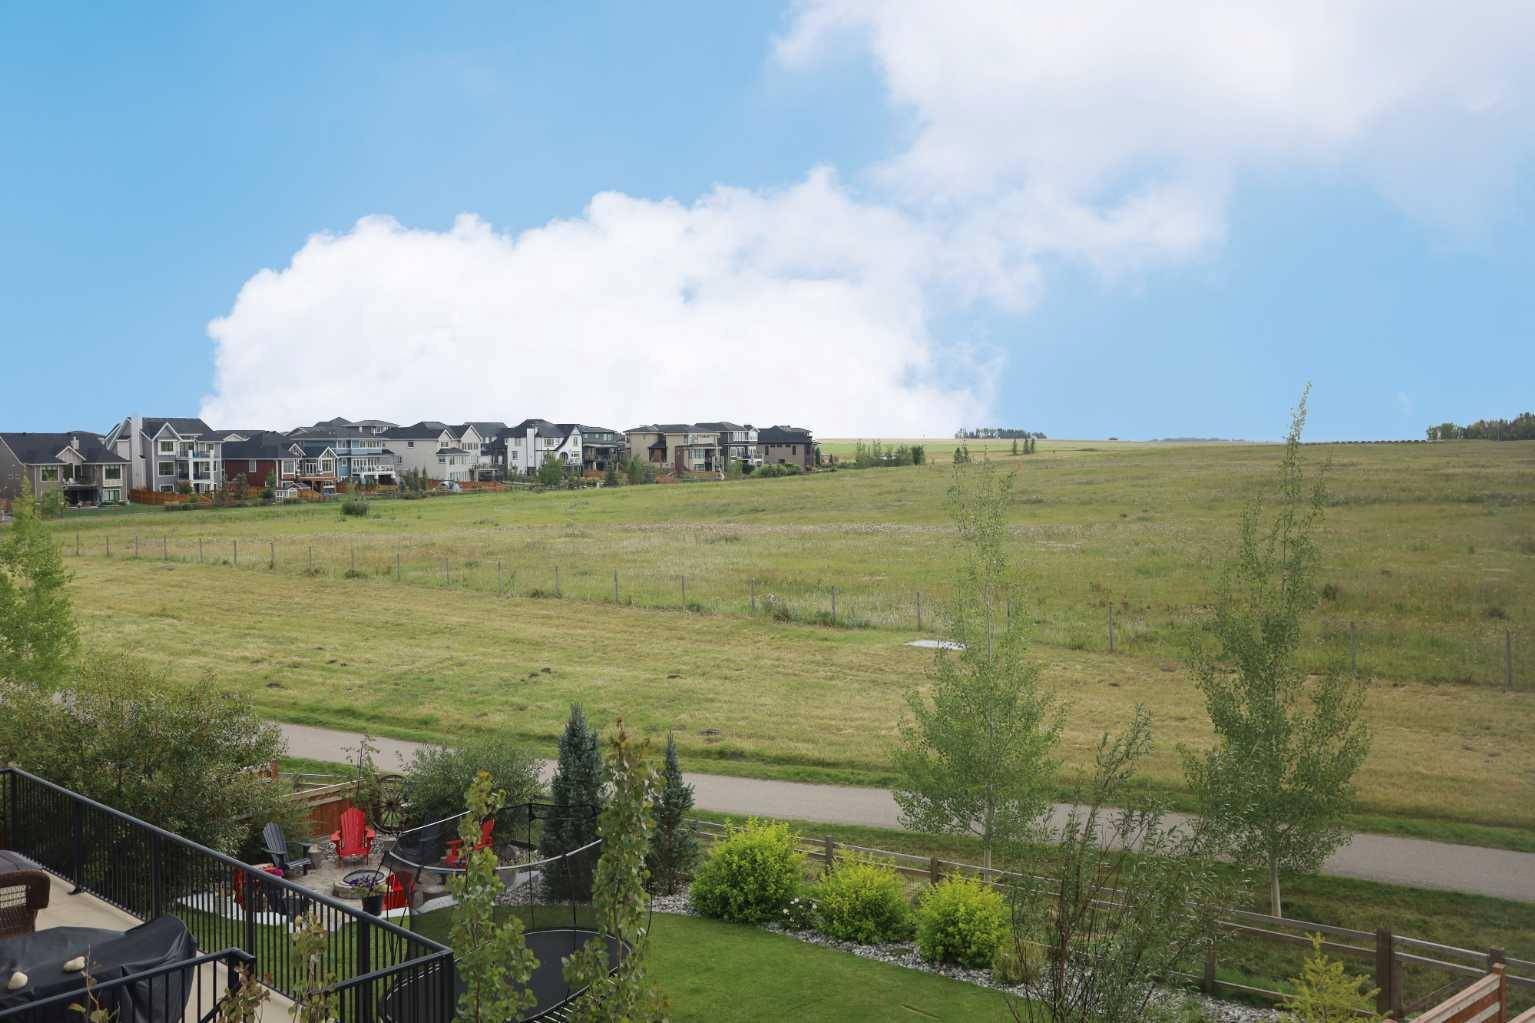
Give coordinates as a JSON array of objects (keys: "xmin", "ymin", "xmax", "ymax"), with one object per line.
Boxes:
[{"xmin": 70, "ymin": 435, "xmax": 80, "ymax": 451}]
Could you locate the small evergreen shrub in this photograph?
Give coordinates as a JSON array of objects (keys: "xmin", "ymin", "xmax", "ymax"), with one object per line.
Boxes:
[
  {"xmin": 915, "ymin": 875, "xmax": 1007, "ymax": 968},
  {"xmin": 808, "ymin": 858, "xmax": 913, "ymax": 944},
  {"xmin": 1280, "ymin": 934, "xmax": 1379, "ymax": 1023},
  {"xmin": 690, "ymin": 819, "xmax": 803, "ymax": 924},
  {"xmin": 341, "ymin": 497, "xmax": 369, "ymax": 516}
]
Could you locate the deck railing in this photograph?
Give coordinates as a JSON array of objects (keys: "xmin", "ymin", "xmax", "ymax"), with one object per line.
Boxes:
[{"xmin": 0, "ymin": 768, "xmax": 455, "ymax": 1022}]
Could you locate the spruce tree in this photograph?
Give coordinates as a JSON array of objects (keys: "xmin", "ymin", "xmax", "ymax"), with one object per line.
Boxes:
[
  {"xmin": 646, "ymin": 733, "xmax": 699, "ymax": 894},
  {"xmin": 541, "ymin": 704, "xmax": 602, "ymax": 898}
]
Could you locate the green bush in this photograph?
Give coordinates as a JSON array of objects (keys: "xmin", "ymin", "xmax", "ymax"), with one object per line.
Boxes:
[
  {"xmin": 340, "ymin": 497, "xmax": 369, "ymax": 516},
  {"xmin": 690, "ymin": 819, "xmax": 804, "ymax": 924},
  {"xmin": 809, "ymin": 858, "xmax": 913, "ymax": 944},
  {"xmin": 915, "ymin": 875, "xmax": 1007, "ymax": 968},
  {"xmin": 402, "ymin": 733, "xmax": 543, "ymax": 831}
]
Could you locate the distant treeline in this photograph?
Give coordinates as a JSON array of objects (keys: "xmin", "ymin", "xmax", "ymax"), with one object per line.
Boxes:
[
  {"xmin": 954, "ymin": 427, "xmax": 1046, "ymax": 439},
  {"xmin": 827, "ymin": 440, "xmax": 927, "ymax": 469},
  {"xmin": 1426, "ymin": 412, "xmax": 1535, "ymax": 441}
]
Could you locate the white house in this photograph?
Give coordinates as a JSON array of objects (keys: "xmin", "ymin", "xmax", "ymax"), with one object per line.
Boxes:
[{"xmin": 504, "ymin": 419, "xmax": 581, "ymax": 477}]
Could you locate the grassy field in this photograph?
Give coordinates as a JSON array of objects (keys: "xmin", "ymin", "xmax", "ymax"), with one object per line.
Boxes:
[
  {"xmin": 49, "ymin": 439, "xmax": 1535, "ymax": 837},
  {"xmin": 67, "ymin": 550, "xmax": 1534, "ymax": 837},
  {"xmin": 56, "ymin": 440, "xmax": 1533, "ymax": 687}
]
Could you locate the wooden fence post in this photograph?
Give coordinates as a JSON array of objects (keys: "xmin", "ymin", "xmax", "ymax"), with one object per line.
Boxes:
[
  {"xmin": 162, "ymin": 537, "xmax": 167, "ymax": 560},
  {"xmin": 105, "ymin": 537, "xmax": 110, "ymax": 557},
  {"xmin": 232, "ymin": 540, "xmax": 237, "ymax": 565},
  {"xmin": 1350, "ymin": 622, "xmax": 1358, "ymax": 675},
  {"xmin": 269, "ymin": 542, "xmax": 274, "ymax": 569},
  {"xmin": 395, "ymin": 551, "xmax": 400, "ymax": 580},
  {"xmin": 1508, "ymin": 631, "xmax": 1515, "ymax": 691},
  {"xmin": 1375, "ymin": 927, "xmax": 1398, "ymax": 1019},
  {"xmin": 831, "ymin": 587, "xmax": 837, "ymax": 620},
  {"xmin": 1108, "ymin": 604, "xmax": 1116, "ymax": 653},
  {"xmin": 917, "ymin": 591, "xmax": 923, "ymax": 630},
  {"xmin": 199, "ymin": 538, "xmax": 203, "ymax": 564},
  {"xmin": 75, "ymin": 532, "xmax": 80, "ymax": 556},
  {"xmin": 750, "ymin": 579, "xmax": 756, "ymax": 613},
  {"xmin": 928, "ymin": 856, "xmax": 941, "ymax": 885},
  {"xmin": 681, "ymin": 575, "xmax": 687, "ymax": 607},
  {"xmin": 555, "ymin": 565, "xmax": 561, "ymax": 596},
  {"xmin": 824, "ymin": 836, "xmax": 836, "ymax": 872},
  {"xmin": 1202, "ymin": 944, "xmax": 1217, "ymax": 994},
  {"xmin": 612, "ymin": 569, "xmax": 619, "ymax": 603}
]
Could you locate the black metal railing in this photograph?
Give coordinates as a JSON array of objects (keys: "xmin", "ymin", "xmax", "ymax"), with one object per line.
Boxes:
[
  {"xmin": 0, "ymin": 948, "xmax": 253, "ymax": 1023},
  {"xmin": 0, "ymin": 768, "xmax": 455, "ymax": 1022}
]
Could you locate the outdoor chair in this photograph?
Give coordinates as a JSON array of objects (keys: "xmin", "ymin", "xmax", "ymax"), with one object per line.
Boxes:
[
  {"xmin": 330, "ymin": 806, "xmax": 377, "ymax": 865},
  {"xmin": 262, "ymin": 822, "xmax": 314, "ymax": 876},
  {"xmin": 0, "ymin": 869, "xmax": 50, "ymax": 939},
  {"xmin": 444, "ymin": 818, "xmax": 495, "ymax": 867}
]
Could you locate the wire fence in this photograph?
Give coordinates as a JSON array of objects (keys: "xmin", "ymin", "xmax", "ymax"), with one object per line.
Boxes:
[{"xmin": 59, "ymin": 532, "xmax": 1529, "ymax": 690}]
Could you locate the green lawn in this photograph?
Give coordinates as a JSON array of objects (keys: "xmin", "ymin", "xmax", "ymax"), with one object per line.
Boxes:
[{"xmin": 410, "ymin": 908, "xmax": 1016, "ymax": 1021}]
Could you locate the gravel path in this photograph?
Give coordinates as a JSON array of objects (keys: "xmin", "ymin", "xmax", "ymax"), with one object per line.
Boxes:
[{"xmin": 280, "ymin": 722, "xmax": 1535, "ymax": 903}]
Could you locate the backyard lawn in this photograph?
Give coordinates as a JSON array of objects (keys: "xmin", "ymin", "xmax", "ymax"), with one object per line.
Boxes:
[{"xmin": 409, "ymin": 908, "xmax": 1017, "ymax": 1022}]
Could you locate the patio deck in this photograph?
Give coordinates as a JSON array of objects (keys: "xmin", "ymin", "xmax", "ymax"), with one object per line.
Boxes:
[{"xmin": 26, "ymin": 871, "xmax": 298, "ymax": 1023}]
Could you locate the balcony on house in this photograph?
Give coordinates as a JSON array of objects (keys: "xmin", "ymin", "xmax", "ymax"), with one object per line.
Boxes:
[{"xmin": 0, "ymin": 768, "xmax": 454, "ymax": 1022}]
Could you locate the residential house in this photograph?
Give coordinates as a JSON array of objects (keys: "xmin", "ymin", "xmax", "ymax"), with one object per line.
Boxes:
[
  {"xmin": 577, "ymin": 425, "xmax": 623, "ymax": 472},
  {"xmin": 103, "ymin": 416, "xmax": 226, "ymax": 493},
  {"xmin": 220, "ymin": 431, "xmax": 308, "ymax": 492},
  {"xmin": 697, "ymin": 422, "xmax": 758, "ymax": 469},
  {"xmin": 287, "ymin": 422, "xmax": 396, "ymax": 485},
  {"xmin": 454, "ymin": 422, "xmax": 507, "ymax": 480},
  {"xmin": 504, "ymin": 419, "xmax": 582, "ymax": 477},
  {"xmin": 295, "ymin": 443, "xmax": 340, "ymax": 491},
  {"xmin": 0, "ymin": 432, "xmax": 130, "ymax": 508},
  {"xmin": 757, "ymin": 425, "xmax": 815, "ymax": 470},
  {"xmin": 623, "ymin": 425, "xmax": 721, "ymax": 474},
  {"xmin": 383, "ymin": 422, "xmax": 477, "ymax": 482}
]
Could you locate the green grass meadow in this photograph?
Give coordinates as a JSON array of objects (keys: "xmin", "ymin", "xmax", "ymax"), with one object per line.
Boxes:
[{"xmin": 51, "ymin": 439, "xmax": 1535, "ymax": 837}]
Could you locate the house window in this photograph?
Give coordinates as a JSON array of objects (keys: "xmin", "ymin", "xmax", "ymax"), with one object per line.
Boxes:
[
  {"xmin": 248, "ymin": 460, "xmax": 258, "ymax": 472},
  {"xmin": 103, "ymin": 488, "xmax": 121, "ymax": 504},
  {"xmin": 159, "ymin": 484, "xmax": 173, "ymax": 493},
  {"xmin": 407, "ymin": 441, "xmax": 414, "ymax": 447},
  {"xmin": 159, "ymin": 440, "xmax": 175, "ymax": 454},
  {"xmin": 40, "ymin": 466, "xmax": 59, "ymax": 481},
  {"xmin": 158, "ymin": 461, "xmax": 175, "ymax": 477},
  {"xmin": 104, "ymin": 465, "xmax": 122, "ymax": 481}
]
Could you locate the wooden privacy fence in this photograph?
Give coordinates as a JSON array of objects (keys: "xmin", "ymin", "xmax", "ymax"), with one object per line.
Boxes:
[
  {"xmin": 288, "ymin": 780, "xmax": 357, "ymax": 839},
  {"xmin": 683, "ymin": 819, "xmax": 1534, "ymax": 1015}
]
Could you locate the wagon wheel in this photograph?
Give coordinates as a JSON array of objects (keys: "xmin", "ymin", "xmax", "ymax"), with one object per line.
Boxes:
[{"xmin": 370, "ymin": 773, "xmax": 409, "ymax": 836}]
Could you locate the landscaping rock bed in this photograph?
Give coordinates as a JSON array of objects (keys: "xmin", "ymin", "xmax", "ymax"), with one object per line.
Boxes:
[{"xmin": 651, "ymin": 886, "xmax": 1279, "ymax": 1023}]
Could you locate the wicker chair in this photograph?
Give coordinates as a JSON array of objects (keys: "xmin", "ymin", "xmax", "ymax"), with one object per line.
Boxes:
[{"xmin": 0, "ymin": 869, "xmax": 50, "ymax": 939}]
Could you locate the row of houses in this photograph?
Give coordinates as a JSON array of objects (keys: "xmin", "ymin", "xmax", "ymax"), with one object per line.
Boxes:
[{"xmin": 0, "ymin": 416, "xmax": 815, "ymax": 508}]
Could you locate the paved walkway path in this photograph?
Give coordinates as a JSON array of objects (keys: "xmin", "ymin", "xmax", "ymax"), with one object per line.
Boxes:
[{"xmin": 281, "ymin": 723, "xmax": 1535, "ymax": 903}]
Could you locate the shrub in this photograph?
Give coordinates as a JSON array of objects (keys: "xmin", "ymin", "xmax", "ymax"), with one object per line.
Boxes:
[
  {"xmin": 915, "ymin": 875, "xmax": 1007, "ymax": 968},
  {"xmin": 809, "ymin": 858, "xmax": 913, "ymax": 944},
  {"xmin": 402, "ymin": 733, "xmax": 542, "ymax": 832},
  {"xmin": 690, "ymin": 819, "xmax": 803, "ymax": 924},
  {"xmin": 992, "ymin": 937, "xmax": 1038, "ymax": 986},
  {"xmin": 341, "ymin": 497, "xmax": 369, "ymax": 516},
  {"xmin": 1280, "ymin": 934, "xmax": 1379, "ymax": 1023}
]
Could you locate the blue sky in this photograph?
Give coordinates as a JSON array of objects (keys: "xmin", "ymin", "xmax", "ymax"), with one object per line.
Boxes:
[{"xmin": 2, "ymin": 2, "xmax": 1531, "ymax": 439}]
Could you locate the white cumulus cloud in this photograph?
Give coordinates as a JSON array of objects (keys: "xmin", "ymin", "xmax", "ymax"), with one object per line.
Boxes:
[{"xmin": 201, "ymin": 171, "xmax": 994, "ymax": 434}]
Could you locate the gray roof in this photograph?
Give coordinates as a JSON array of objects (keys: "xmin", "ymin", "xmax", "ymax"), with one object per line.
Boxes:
[
  {"xmin": 456, "ymin": 421, "xmax": 507, "ymax": 437},
  {"xmin": 383, "ymin": 422, "xmax": 452, "ymax": 440},
  {"xmin": 436, "ymin": 447, "xmax": 470, "ymax": 456},
  {"xmin": 0, "ymin": 432, "xmax": 127, "ymax": 465},
  {"xmin": 223, "ymin": 432, "xmax": 304, "ymax": 460},
  {"xmin": 143, "ymin": 417, "xmax": 214, "ymax": 438},
  {"xmin": 292, "ymin": 423, "xmax": 385, "ymax": 440},
  {"xmin": 758, "ymin": 426, "xmax": 813, "ymax": 444},
  {"xmin": 511, "ymin": 418, "xmax": 571, "ymax": 439},
  {"xmin": 694, "ymin": 421, "xmax": 746, "ymax": 431}
]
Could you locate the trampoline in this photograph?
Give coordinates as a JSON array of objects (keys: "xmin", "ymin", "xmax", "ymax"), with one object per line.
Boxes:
[{"xmin": 379, "ymin": 803, "xmax": 636, "ymax": 1022}]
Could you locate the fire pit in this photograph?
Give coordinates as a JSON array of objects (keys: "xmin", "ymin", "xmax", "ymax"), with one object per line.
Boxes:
[{"xmin": 332, "ymin": 868, "xmax": 388, "ymax": 901}]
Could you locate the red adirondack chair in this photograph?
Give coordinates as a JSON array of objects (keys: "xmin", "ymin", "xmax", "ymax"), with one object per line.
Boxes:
[
  {"xmin": 444, "ymin": 818, "xmax": 496, "ymax": 866},
  {"xmin": 330, "ymin": 806, "xmax": 377, "ymax": 865},
  {"xmin": 383, "ymin": 870, "xmax": 414, "ymax": 911}
]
